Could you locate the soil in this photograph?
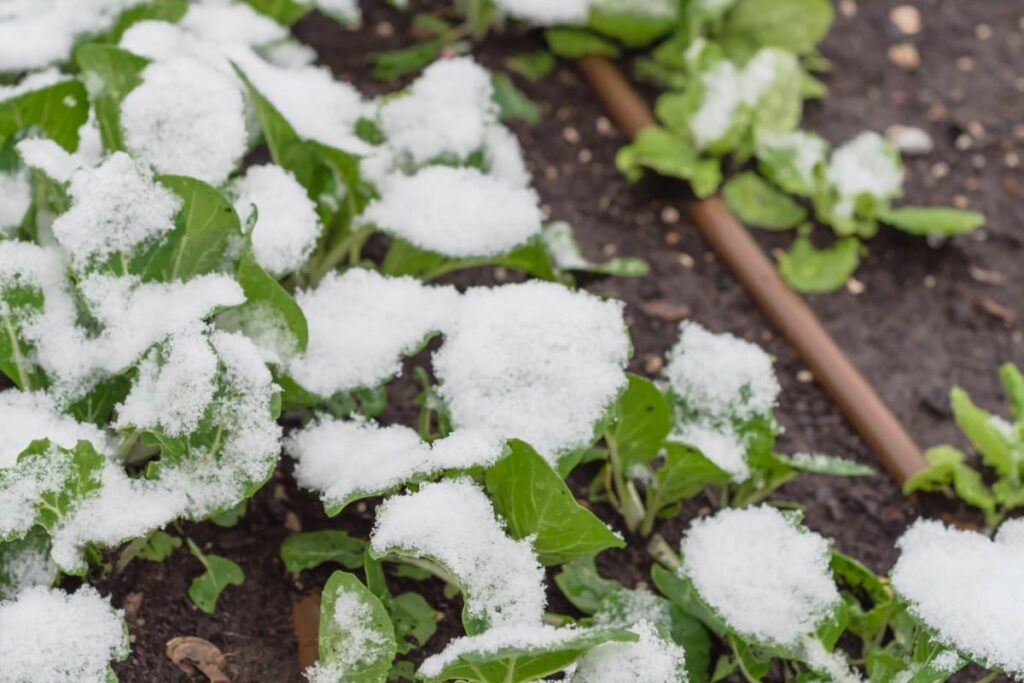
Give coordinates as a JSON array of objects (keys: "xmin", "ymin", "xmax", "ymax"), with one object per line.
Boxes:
[{"xmin": 92, "ymin": 1, "xmax": 1022, "ymax": 681}]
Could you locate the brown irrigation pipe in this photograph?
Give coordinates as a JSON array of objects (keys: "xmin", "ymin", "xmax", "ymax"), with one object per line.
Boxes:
[
  {"xmin": 293, "ymin": 592, "xmax": 321, "ymax": 671},
  {"xmin": 577, "ymin": 55, "xmax": 926, "ymax": 484}
]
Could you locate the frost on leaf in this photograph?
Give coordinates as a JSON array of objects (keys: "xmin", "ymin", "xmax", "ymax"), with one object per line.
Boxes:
[
  {"xmin": 825, "ymin": 132, "xmax": 904, "ymax": 220},
  {"xmin": 680, "ymin": 506, "xmax": 840, "ymax": 647},
  {"xmin": 569, "ymin": 620, "xmax": 688, "ymax": 683},
  {"xmin": 286, "ymin": 418, "xmax": 504, "ymax": 515},
  {"xmin": 231, "ymin": 164, "xmax": 322, "ymax": 277},
  {"xmin": 0, "ymin": 585, "xmax": 128, "ymax": 683},
  {"xmin": 371, "ymin": 478, "xmax": 547, "ymax": 630},
  {"xmin": 892, "ymin": 519, "xmax": 1024, "ymax": 678},
  {"xmin": 662, "ymin": 321, "xmax": 779, "ymax": 481},
  {"xmin": 286, "ymin": 269, "xmax": 457, "ymax": 397}
]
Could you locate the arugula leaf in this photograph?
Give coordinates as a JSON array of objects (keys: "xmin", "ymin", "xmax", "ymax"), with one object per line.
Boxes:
[
  {"xmin": 544, "ymin": 28, "xmax": 621, "ymax": 59},
  {"xmin": 137, "ymin": 530, "xmax": 182, "ymax": 562},
  {"xmin": 775, "ymin": 453, "xmax": 875, "ymax": 477},
  {"xmin": 133, "ymin": 175, "xmax": 243, "ymax": 281},
  {"xmin": 382, "ymin": 236, "xmax": 557, "ymax": 282},
  {"xmin": 235, "ymin": 250, "xmax": 310, "ymax": 352},
  {"xmin": 878, "ymin": 206, "xmax": 985, "ymax": 237},
  {"xmin": 242, "ymin": 0, "xmax": 312, "ymax": 25},
  {"xmin": 608, "ymin": 374, "xmax": 671, "ymax": 471},
  {"xmin": 1000, "ymin": 363, "xmax": 1024, "ymax": 423},
  {"xmin": 505, "ymin": 52, "xmax": 555, "ymax": 81},
  {"xmin": 641, "ymin": 444, "xmax": 731, "ymax": 536},
  {"xmin": 720, "ymin": 0, "xmax": 834, "ymax": 57},
  {"xmin": 187, "ymin": 539, "xmax": 244, "ymax": 614},
  {"xmin": 904, "ymin": 446, "xmax": 998, "ymax": 522},
  {"xmin": 317, "ymin": 571, "xmax": 397, "ymax": 683},
  {"xmin": 491, "ymin": 72, "xmax": 540, "ymax": 126},
  {"xmin": 778, "ymin": 234, "xmax": 860, "ymax": 293},
  {"xmin": 74, "ymin": 44, "xmax": 149, "ymax": 152},
  {"xmin": 0, "ymin": 80, "xmax": 89, "ymax": 152},
  {"xmin": 723, "ymin": 171, "xmax": 807, "ymax": 230},
  {"xmin": 587, "ymin": 6, "xmax": 676, "ymax": 47},
  {"xmin": 96, "ymin": 0, "xmax": 188, "ymax": 44},
  {"xmin": 371, "ymin": 40, "xmax": 450, "ymax": 82},
  {"xmin": 950, "ymin": 386, "xmax": 1016, "ymax": 477},
  {"xmin": 485, "ymin": 440, "xmax": 624, "ymax": 565},
  {"xmin": 281, "ymin": 530, "xmax": 367, "ymax": 574},
  {"xmin": 616, "ymin": 126, "xmax": 698, "ymax": 183},
  {"xmin": 421, "ymin": 627, "xmax": 637, "ymax": 683}
]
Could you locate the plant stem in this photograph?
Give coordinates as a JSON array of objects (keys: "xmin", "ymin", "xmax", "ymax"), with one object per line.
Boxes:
[
  {"xmin": 309, "ymin": 226, "xmax": 373, "ymax": 284},
  {"xmin": 647, "ymin": 533, "xmax": 681, "ymax": 571}
]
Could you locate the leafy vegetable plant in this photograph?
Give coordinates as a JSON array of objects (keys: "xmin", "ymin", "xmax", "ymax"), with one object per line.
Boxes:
[{"xmin": 904, "ymin": 363, "xmax": 1024, "ymax": 526}]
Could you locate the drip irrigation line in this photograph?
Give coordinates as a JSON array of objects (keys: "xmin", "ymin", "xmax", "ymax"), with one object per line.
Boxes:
[
  {"xmin": 293, "ymin": 592, "xmax": 321, "ymax": 671},
  {"xmin": 577, "ymin": 55, "xmax": 926, "ymax": 485}
]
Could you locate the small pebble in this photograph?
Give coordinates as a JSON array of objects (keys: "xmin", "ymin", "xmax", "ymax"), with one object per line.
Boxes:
[
  {"xmin": 602, "ymin": 243, "xmax": 619, "ymax": 257},
  {"xmin": 595, "ymin": 116, "xmax": 614, "ymax": 136},
  {"xmin": 887, "ymin": 43, "xmax": 920, "ymax": 69},
  {"xmin": 964, "ymin": 177, "xmax": 981, "ymax": 191},
  {"xmin": 578, "ymin": 148, "xmax": 593, "ymax": 163},
  {"xmin": 956, "ymin": 56, "xmax": 975, "ymax": 73},
  {"xmin": 374, "ymin": 21, "xmax": 394, "ymax": 37},
  {"xmin": 887, "ymin": 125, "xmax": 934, "ymax": 155},
  {"xmin": 931, "ymin": 161, "xmax": 950, "ymax": 178},
  {"xmin": 494, "ymin": 266, "xmax": 509, "ymax": 281},
  {"xmin": 967, "ymin": 120, "xmax": 986, "ymax": 139},
  {"xmin": 970, "ymin": 154, "xmax": 986, "ymax": 170},
  {"xmin": 544, "ymin": 165, "xmax": 559, "ymax": 180},
  {"xmin": 676, "ymin": 252, "xmax": 695, "ymax": 268},
  {"xmin": 1005, "ymin": 151, "xmax": 1020, "ymax": 168},
  {"xmin": 923, "ymin": 275, "xmax": 937, "ymax": 289},
  {"xmin": 926, "ymin": 102, "xmax": 947, "ymax": 121},
  {"xmin": 664, "ymin": 230, "xmax": 681, "ymax": 245},
  {"xmin": 660, "ymin": 206, "xmax": 681, "ymax": 224},
  {"xmin": 955, "ymin": 134, "xmax": 972, "ymax": 151},
  {"xmin": 839, "ymin": 0, "xmax": 857, "ymax": 18},
  {"xmin": 797, "ymin": 369, "xmax": 814, "ymax": 384},
  {"xmin": 975, "ymin": 24, "xmax": 993, "ymax": 40},
  {"xmin": 556, "ymin": 106, "xmax": 572, "ymax": 121},
  {"xmin": 890, "ymin": 5, "xmax": 921, "ymax": 35},
  {"xmin": 562, "ymin": 126, "xmax": 580, "ymax": 144},
  {"xmin": 643, "ymin": 354, "xmax": 665, "ymax": 375},
  {"xmin": 846, "ymin": 278, "xmax": 866, "ymax": 295},
  {"xmin": 953, "ymin": 194, "xmax": 970, "ymax": 208}
]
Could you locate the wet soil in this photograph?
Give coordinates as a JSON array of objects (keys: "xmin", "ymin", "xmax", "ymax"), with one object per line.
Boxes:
[{"xmin": 100, "ymin": 1, "xmax": 1022, "ymax": 681}]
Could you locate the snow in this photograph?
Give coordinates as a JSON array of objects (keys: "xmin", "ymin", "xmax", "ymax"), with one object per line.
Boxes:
[
  {"xmin": 305, "ymin": 588, "xmax": 392, "ymax": 683},
  {"xmin": 287, "ymin": 269, "xmax": 456, "ymax": 397},
  {"xmin": 433, "ymin": 281, "xmax": 629, "ymax": 461},
  {"xmin": 16, "ymin": 137, "xmax": 82, "ymax": 183},
  {"xmin": 314, "ymin": 0, "xmax": 361, "ymax": 21},
  {"xmin": 493, "ymin": 0, "xmax": 591, "ymax": 25},
  {"xmin": 0, "ymin": 442, "xmax": 77, "ymax": 539},
  {"xmin": 376, "ymin": 57, "xmax": 497, "ymax": 167},
  {"xmin": 120, "ymin": 57, "xmax": 247, "ymax": 186},
  {"xmin": 663, "ymin": 322, "xmax": 779, "ymax": 421},
  {"xmin": 826, "ymin": 132, "xmax": 905, "ymax": 216},
  {"xmin": 0, "ymin": 390, "xmax": 109, "ymax": 468},
  {"xmin": 361, "ymin": 165, "xmax": 543, "ymax": 258},
  {"xmin": 419, "ymin": 624, "xmax": 587, "ymax": 678},
  {"xmin": 888, "ymin": 125, "xmax": 934, "ymax": 156},
  {"xmin": 371, "ymin": 478, "xmax": 546, "ymax": 628},
  {"xmin": 757, "ymin": 130, "xmax": 829, "ymax": 190},
  {"xmin": 672, "ymin": 422, "xmax": 749, "ymax": 482},
  {"xmin": 179, "ymin": 1, "xmax": 288, "ymax": 47},
  {"xmin": 0, "ymin": 68, "xmax": 65, "ymax": 101},
  {"xmin": 287, "ymin": 418, "xmax": 505, "ymax": 511},
  {"xmin": 690, "ymin": 61, "xmax": 742, "ymax": 148},
  {"xmin": 232, "ymin": 164, "xmax": 322, "ymax": 277},
  {"xmin": 0, "ymin": 532, "xmax": 55, "ymax": 601},
  {"xmin": 0, "ymin": 0, "xmax": 143, "ymax": 72},
  {"xmin": 0, "ymin": 170, "xmax": 30, "ymax": 236},
  {"xmin": 0, "ymin": 586, "xmax": 127, "ymax": 683},
  {"xmin": 680, "ymin": 506, "xmax": 840, "ymax": 646},
  {"xmin": 51, "ymin": 152, "xmax": 181, "ymax": 270},
  {"xmin": 570, "ymin": 621, "xmax": 688, "ymax": 683},
  {"xmin": 891, "ymin": 519, "xmax": 1024, "ymax": 677},
  {"xmin": 231, "ymin": 48, "xmax": 369, "ymax": 152}
]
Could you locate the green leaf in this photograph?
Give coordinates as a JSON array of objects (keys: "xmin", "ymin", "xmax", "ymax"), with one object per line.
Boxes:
[
  {"xmin": 616, "ymin": 126, "xmax": 697, "ymax": 183},
  {"xmin": 610, "ymin": 374, "xmax": 671, "ymax": 471},
  {"xmin": 0, "ymin": 80, "xmax": 89, "ymax": 152},
  {"xmin": 421, "ymin": 627, "xmax": 637, "ymax": 683},
  {"xmin": 646, "ymin": 444, "xmax": 731, "ymax": 521},
  {"xmin": 651, "ymin": 564, "xmax": 728, "ymax": 637},
  {"xmin": 390, "ymin": 591, "xmax": 438, "ymax": 654},
  {"xmin": 485, "ymin": 440, "xmax": 624, "ymax": 565},
  {"xmin": 137, "ymin": 530, "xmax": 182, "ymax": 562},
  {"xmin": 27, "ymin": 441, "xmax": 106, "ymax": 536},
  {"xmin": 491, "ymin": 72, "xmax": 541, "ymax": 126},
  {"xmin": 720, "ymin": 0, "xmax": 834, "ymax": 56},
  {"xmin": 0, "ymin": 277, "xmax": 48, "ymax": 391},
  {"xmin": 235, "ymin": 250, "xmax": 309, "ymax": 351},
  {"xmin": 187, "ymin": 539, "xmax": 244, "ymax": 614},
  {"xmin": 878, "ymin": 206, "xmax": 985, "ymax": 237},
  {"xmin": 903, "ymin": 446, "xmax": 998, "ymax": 522},
  {"xmin": 505, "ymin": 52, "xmax": 556, "ymax": 81},
  {"xmin": 370, "ymin": 40, "xmax": 448, "ymax": 82},
  {"xmin": 778, "ymin": 235, "xmax": 860, "ymax": 294},
  {"xmin": 722, "ymin": 172, "xmax": 807, "ymax": 230},
  {"xmin": 74, "ymin": 44, "xmax": 149, "ymax": 152},
  {"xmin": 382, "ymin": 236, "xmax": 557, "ymax": 282},
  {"xmin": 96, "ymin": 0, "xmax": 188, "ymax": 44},
  {"xmin": 281, "ymin": 530, "xmax": 367, "ymax": 574},
  {"xmin": 587, "ymin": 6, "xmax": 675, "ymax": 47},
  {"xmin": 554, "ymin": 558, "xmax": 624, "ymax": 615},
  {"xmin": 65, "ymin": 375, "xmax": 132, "ymax": 426},
  {"xmin": 0, "ymin": 530, "xmax": 56, "ymax": 600},
  {"xmin": 950, "ymin": 386, "xmax": 1016, "ymax": 477},
  {"xmin": 317, "ymin": 571, "xmax": 397, "ymax": 683},
  {"xmin": 544, "ymin": 28, "xmax": 620, "ymax": 59},
  {"xmin": 541, "ymin": 222, "xmax": 649, "ymax": 277},
  {"xmin": 1000, "ymin": 363, "xmax": 1024, "ymax": 423},
  {"xmin": 667, "ymin": 603, "xmax": 712, "ymax": 683},
  {"xmin": 209, "ymin": 500, "xmax": 246, "ymax": 528},
  {"xmin": 775, "ymin": 453, "xmax": 875, "ymax": 476},
  {"xmin": 241, "ymin": 0, "xmax": 312, "ymax": 25},
  {"xmin": 132, "ymin": 175, "xmax": 243, "ymax": 281}
]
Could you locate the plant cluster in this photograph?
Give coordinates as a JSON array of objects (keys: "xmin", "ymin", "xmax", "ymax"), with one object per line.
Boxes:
[
  {"xmin": 366, "ymin": 0, "xmax": 984, "ymax": 293},
  {"xmin": 0, "ymin": 2, "xmax": 1014, "ymax": 683}
]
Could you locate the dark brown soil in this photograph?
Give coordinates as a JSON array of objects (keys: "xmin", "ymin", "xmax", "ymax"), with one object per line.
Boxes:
[{"xmin": 99, "ymin": 1, "xmax": 1023, "ymax": 681}]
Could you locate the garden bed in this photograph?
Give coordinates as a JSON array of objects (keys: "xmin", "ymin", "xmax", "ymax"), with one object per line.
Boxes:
[{"xmin": 78, "ymin": 1, "xmax": 1024, "ymax": 681}]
